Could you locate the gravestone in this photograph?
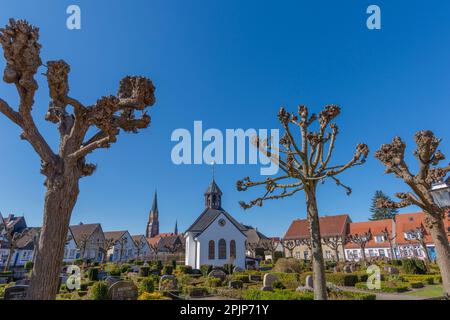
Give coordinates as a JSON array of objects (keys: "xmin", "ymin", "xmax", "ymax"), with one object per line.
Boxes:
[
  {"xmin": 105, "ymin": 276, "xmax": 121, "ymax": 286},
  {"xmin": 130, "ymin": 265, "xmax": 139, "ymax": 273},
  {"xmin": 15, "ymin": 279, "xmax": 30, "ymax": 286},
  {"xmin": 333, "ymin": 266, "xmax": 341, "ymax": 273},
  {"xmin": 108, "ymin": 281, "xmax": 138, "ymax": 300},
  {"xmin": 343, "ymin": 265, "xmax": 352, "ymax": 273},
  {"xmin": 229, "ymin": 280, "xmax": 243, "ymax": 289},
  {"xmin": 4, "ymin": 285, "xmax": 28, "ymax": 300},
  {"xmin": 159, "ymin": 275, "xmax": 177, "ymax": 291},
  {"xmin": 208, "ymin": 269, "xmax": 227, "ymax": 281},
  {"xmin": 150, "ymin": 269, "xmax": 161, "ymax": 276},
  {"xmin": 261, "ymin": 273, "xmax": 278, "ymax": 291},
  {"xmin": 305, "ymin": 275, "xmax": 314, "ymax": 289},
  {"xmin": 0, "ymin": 277, "xmax": 9, "ymax": 284},
  {"xmin": 249, "ymin": 274, "xmax": 262, "ymax": 282},
  {"xmin": 233, "ymin": 266, "xmax": 244, "ymax": 273},
  {"xmin": 388, "ymin": 267, "xmax": 399, "ymax": 275},
  {"xmin": 98, "ymin": 271, "xmax": 108, "ymax": 280}
]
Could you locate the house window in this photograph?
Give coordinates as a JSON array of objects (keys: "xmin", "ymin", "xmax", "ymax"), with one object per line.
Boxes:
[
  {"xmin": 230, "ymin": 240, "xmax": 236, "ymax": 258},
  {"xmin": 208, "ymin": 240, "xmax": 215, "ymax": 259},
  {"xmin": 404, "ymin": 232, "xmax": 413, "ymax": 240},
  {"xmin": 303, "ymin": 251, "xmax": 309, "ymax": 260},
  {"xmin": 374, "ymin": 235, "xmax": 385, "ymax": 243},
  {"xmin": 218, "ymin": 239, "xmax": 226, "ymax": 260}
]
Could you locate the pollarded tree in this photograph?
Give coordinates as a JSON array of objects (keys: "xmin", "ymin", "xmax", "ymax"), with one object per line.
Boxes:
[
  {"xmin": 101, "ymin": 238, "xmax": 115, "ymax": 264},
  {"xmin": 0, "ymin": 214, "xmax": 25, "ymax": 272},
  {"xmin": 322, "ymin": 236, "xmax": 343, "ymax": 263},
  {"xmin": 237, "ymin": 105, "xmax": 368, "ymax": 300},
  {"xmin": 280, "ymin": 239, "xmax": 298, "ymax": 258},
  {"xmin": 405, "ymin": 225, "xmax": 431, "ymax": 263},
  {"xmin": 346, "ymin": 230, "xmax": 372, "ymax": 265},
  {"xmin": 374, "ymin": 131, "xmax": 450, "ymax": 298},
  {"xmin": 0, "ymin": 19, "xmax": 156, "ymax": 299},
  {"xmin": 381, "ymin": 227, "xmax": 397, "ymax": 260}
]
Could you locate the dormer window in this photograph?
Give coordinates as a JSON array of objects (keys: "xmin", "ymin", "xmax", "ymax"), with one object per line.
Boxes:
[{"xmin": 374, "ymin": 235, "xmax": 385, "ymax": 242}]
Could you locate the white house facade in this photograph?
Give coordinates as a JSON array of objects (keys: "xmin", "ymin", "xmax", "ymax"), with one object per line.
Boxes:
[
  {"xmin": 104, "ymin": 230, "xmax": 137, "ymax": 262},
  {"xmin": 185, "ymin": 180, "xmax": 247, "ymax": 269}
]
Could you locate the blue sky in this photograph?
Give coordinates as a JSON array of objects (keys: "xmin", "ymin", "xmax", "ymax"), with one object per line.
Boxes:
[{"xmin": 1, "ymin": 0, "xmax": 450, "ymax": 237}]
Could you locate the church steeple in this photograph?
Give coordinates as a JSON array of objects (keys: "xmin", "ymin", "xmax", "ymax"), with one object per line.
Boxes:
[
  {"xmin": 146, "ymin": 191, "xmax": 159, "ymax": 238},
  {"xmin": 204, "ymin": 179, "xmax": 223, "ymax": 209},
  {"xmin": 174, "ymin": 220, "xmax": 178, "ymax": 235}
]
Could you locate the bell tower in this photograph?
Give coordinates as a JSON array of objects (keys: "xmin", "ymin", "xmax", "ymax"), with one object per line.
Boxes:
[{"xmin": 204, "ymin": 179, "xmax": 223, "ymax": 209}]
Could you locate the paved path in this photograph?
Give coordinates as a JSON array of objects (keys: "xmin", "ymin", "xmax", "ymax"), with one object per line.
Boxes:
[{"xmin": 339, "ymin": 286, "xmax": 424, "ymax": 300}]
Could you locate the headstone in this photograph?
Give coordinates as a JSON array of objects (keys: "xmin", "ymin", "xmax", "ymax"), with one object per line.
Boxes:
[
  {"xmin": 261, "ymin": 273, "xmax": 278, "ymax": 291},
  {"xmin": 233, "ymin": 266, "xmax": 244, "ymax": 273},
  {"xmin": 143, "ymin": 262, "xmax": 149, "ymax": 267},
  {"xmin": 98, "ymin": 271, "xmax": 107, "ymax": 280},
  {"xmin": 16, "ymin": 279, "xmax": 30, "ymax": 286},
  {"xmin": 305, "ymin": 275, "xmax": 314, "ymax": 289},
  {"xmin": 229, "ymin": 280, "xmax": 243, "ymax": 289},
  {"xmin": 208, "ymin": 269, "xmax": 227, "ymax": 280},
  {"xmin": 108, "ymin": 281, "xmax": 138, "ymax": 300},
  {"xmin": 0, "ymin": 277, "xmax": 9, "ymax": 284},
  {"xmin": 159, "ymin": 275, "xmax": 177, "ymax": 291},
  {"xmin": 105, "ymin": 276, "xmax": 121, "ymax": 286},
  {"xmin": 130, "ymin": 265, "xmax": 139, "ymax": 273},
  {"xmin": 4, "ymin": 285, "xmax": 28, "ymax": 300},
  {"xmin": 388, "ymin": 267, "xmax": 399, "ymax": 275},
  {"xmin": 343, "ymin": 265, "xmax": 352, "ymax": 273},
  {"xmin": 249, "ymin": 274, "xmax": 262, "ymax": 282},
  {"xmin": 150, "ymin": 269, "xmax": 161, "ymax": 276},
  {"xmin": 333, "ymin": 266, "xmax": 341, "ymax": 273}
]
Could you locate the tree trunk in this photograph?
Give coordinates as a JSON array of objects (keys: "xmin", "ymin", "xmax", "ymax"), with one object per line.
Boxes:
[
  {"xmin": 360, "ymin": 245, "xmax": 367, "ymax": 266},
  {"xmin": 425, "ymin": 212, "xmax": 450, "ymax": 298},
  {"xmin": 334, "ymin": 247, "xmax": 340, "ymax": 263},
  {"xmin": 27, "ymin": 174, "xmax": 79, "ymax": 300},
  {"xmin": 306, "ymin": 187, "xmax": 327, "ymax": 300}
]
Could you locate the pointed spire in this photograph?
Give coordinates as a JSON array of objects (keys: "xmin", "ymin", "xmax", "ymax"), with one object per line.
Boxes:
[
  {"xmin": 205, "ymin": 179, "xmax": 222, "ymax": 209},
  {"xmin": 151, "ymin": 190, "xmax": 158, "ymax": 214},
  {"xmin": 174, "ymin": 220, "xmax": 178, "ymax": 235}
]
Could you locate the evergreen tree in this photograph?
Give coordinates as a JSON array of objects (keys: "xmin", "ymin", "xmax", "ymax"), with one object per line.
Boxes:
[{"xmin": 369, "ymin": 190, "xmax": 398, "ymax": 220}]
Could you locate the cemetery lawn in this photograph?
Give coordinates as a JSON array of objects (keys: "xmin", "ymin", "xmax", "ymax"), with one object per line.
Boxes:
[{"xmin": 406, "ymin": 285, "xmax": 444, "ymax": 298}]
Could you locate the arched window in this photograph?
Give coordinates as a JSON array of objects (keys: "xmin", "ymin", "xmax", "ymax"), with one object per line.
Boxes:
[
  {"xmin": 230, "ymin": 240, "xmax": 236, "ymax": 258},
  {"xmin": 208, "ymin": 240, "xmax": 215, "ymax": 259},
  {"xmin": 218, "ymin": 239, "xmax": 227, "ymax": 259}
]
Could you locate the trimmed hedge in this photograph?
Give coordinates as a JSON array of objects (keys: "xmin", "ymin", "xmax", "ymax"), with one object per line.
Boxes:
[
  {"xmin": 335, "ymin": 291, "xmax": 376, "ymax": 300},
  {"xmin": 355, "ymin": 281, "xmax": 409, "ymax": 293},
  {"xmin": 89, "ymin": 281, "xmax": 109, "ymax": 300},
  {"xmin": 243, "ymin": 289, "xmax": 314, "ymax": 300},
  {"xmin": 271, "ymin": 272, "xmax": 301, "ymax": 289}
]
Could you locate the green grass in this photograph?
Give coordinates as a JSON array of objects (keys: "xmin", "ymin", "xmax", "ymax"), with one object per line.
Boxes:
[{"xmin": 406, "ymin": 285, "xmax": 443, "ymax": 298}]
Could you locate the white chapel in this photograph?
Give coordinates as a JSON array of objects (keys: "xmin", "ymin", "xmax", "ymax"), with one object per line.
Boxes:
[{"xmin": 184, "ymin": 179, "xmax": 247, "ymax": 269}]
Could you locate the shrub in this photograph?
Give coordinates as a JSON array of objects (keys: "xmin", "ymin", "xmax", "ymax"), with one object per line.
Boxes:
[
  {"xmin": 272, "ymin": 281, "xmax": 286, "ymax": 289},
  {"xmin": 176, "ymin": 265, "xmax": 193, "ymax": 274},
  {"xmin": 223, "ymin": 264, "xmax": 234, "ymax": 275},
  {"xmin": 200, "ymin": 265, "xmax": 213, "ymax": 276},
  {"xmin": 243, "ymin": 289, "xmax": 314, "ymax": 300},
  {"xmin": 73, "ymin": 259, "xmax": 84, "ymax": 266},
  {"xmin": 206, "ymin": 277, "xmax": 222, "ymax": 287},
  {"xmin": 401, "ymin": 259, "xmax": 426, "ymax": 274},
  {"xmin": 89, "ymin": 281, "xmax": 109, "ymax": 300},
  {"xmin": 24, "ymin": 261, "xmax": 34, "ymax": 271},
  {"xmin": 139, "ymin": 266, "xmax": 150, "ymax": 277},
  {"xmin": 335, "ymin": 291, "xmax": 376, "ymax": 300},
  {"xmin": 325, "ymin": 273, "xmax": 359, "ymax": 287},
  {"xmin": 79, "ymin": 281, "xmax": 90, "ymax": 291},
  {"xmin": 87, "ymin": 268, "xmax": 99, "ymax": 281},
  {"xmin": 138, "ymin": 292, "xmax": 165, "ymax": 300},
  {"xmin": 162, "ymin": 265, "xmax": 173, "ymax": 275},
  {"xmin": 401, "ymin": 274, "xmax": 434, "ymax": 285},
  {"xmin": 107, "ymin": 264, "xmax": 121, "ymax": 276},
  {"xmin": 409, "ymin": 281, "xmax": 424, "ymax": 289},
  {"xmin": 216, "ymin": 288, "xmax": 244, "ymax": 300},
  {"xmin": 391, "ymin": 259, "xmax": 402, "ymax": 266},
  {"xmin": 355, "ymin": 281, "xmax": 409, "ymax": 293},
  {"xmin": 183, "ymin": 286, "xmax": 209, "ymax": 297},
  {"xmin": 271, "ymin": 272, "xmax": 301, "ymax": 289},
  {"xmin": 232, "ymin": 274, "xmax": 250, "ymax": 283},
  {"xmin": 273, "ymin": 258, "xmax": 303, "ymax": 273},
  {"xmin": 120, "ymin": 263, "xmax": 131, "ymax": 274},
  {"xmin": 139, "ymin": 277, "xmax": 155, "ymax": 294}
]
